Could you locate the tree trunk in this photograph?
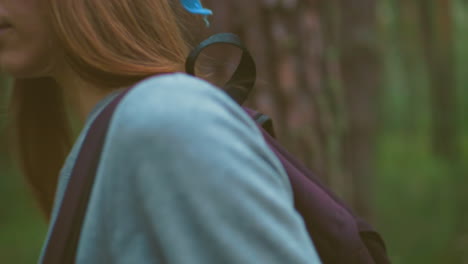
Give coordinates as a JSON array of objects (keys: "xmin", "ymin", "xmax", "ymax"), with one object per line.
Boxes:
[
  {"xmin": 0, "ymin": 76, "xmax": 10, "ymax": 168},
  {"xmin": 199, "ymin": 0, "xmax": 381, "ymax": 220},
  {"xmin": 420, "ymin": 0, "xmax": 459, "ymax": 161},
  {"xmin": 337, "ymin": 0, "xmax": 380, "ymax": 220},
  {"xmin": 420, "ymin": 1, "xmax": 464, "ymax": 261},
  {"xmin": 201, "ymin": 0, "xmax": 329, "ymax": 180}
]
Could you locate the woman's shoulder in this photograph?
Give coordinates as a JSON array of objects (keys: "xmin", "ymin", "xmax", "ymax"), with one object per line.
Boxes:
[
  {"xmin": 118, "ymin": 73, "xmax": 238, "ymax": 122},
  {"xmin": 82, "ymin": 78, "xmax": 318, "ymax": 264},
  {"xmin": 99, "ymin": 72, "xmax": 289, "ymax": 190},
  {"xmin": 110, "ymin": 72, "xmax": 258, "ymax": 140},
  {"xmin": 115, "ymin": 73, "xmax": 242, "ymax": 127},
  {"xmin": 98, "ymin": 73, "xmax": 292, "ymax": 201}
]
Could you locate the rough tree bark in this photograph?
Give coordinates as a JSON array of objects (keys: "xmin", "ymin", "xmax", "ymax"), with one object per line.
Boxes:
[
  {"xmin": 199, "ymin": 0, "xmax": 381, "ymax": 220},
  {"xmin": 336, "ymin": 0, "xmax": 381, "ymax": 220},
  {"xmin": 201, "ymin": 0, "xmax": 330, "ymax": 179}
]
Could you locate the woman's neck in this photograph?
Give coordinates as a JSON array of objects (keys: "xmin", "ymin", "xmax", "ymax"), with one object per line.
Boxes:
[{"xmin": 51, "ymin": 64, "xmax": 118, "ymax": 123}]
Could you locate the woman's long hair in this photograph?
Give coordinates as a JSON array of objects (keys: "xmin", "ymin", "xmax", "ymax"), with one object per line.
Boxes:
[{"xmin": 9, "ymin": 0, "xmax": 196, "ymax": 219}]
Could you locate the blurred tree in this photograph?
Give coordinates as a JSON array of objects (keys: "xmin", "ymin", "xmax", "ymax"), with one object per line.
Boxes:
[
  {"xmin": 420, "ymin": 0, "xmax": 459, "ymax": 161},
  {"xmin": 201, "ymin": 0, "xmax": 329, "ymax": 180},
  {"xmin": 392, "ymin": 0, "xmax": 426, "ymax": 133},
  {"xmin": 200, "ymin": 0, "xmax": 381, "ymax": 220},
  {"xmin": 336, "ymin": 0, "xmax": 381, "ymax": 220},
  {"xmin": 0, "ymin": 76, "xmax": 10, "ymax": 166},
  {"xmin": 419, "ymin": 0, "xmax": 466, "ymax": 261}
]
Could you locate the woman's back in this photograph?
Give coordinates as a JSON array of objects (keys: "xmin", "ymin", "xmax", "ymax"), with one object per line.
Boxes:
[{"xmin": 40, "ymin": 73, "xmax": 322, "ymax": 263}]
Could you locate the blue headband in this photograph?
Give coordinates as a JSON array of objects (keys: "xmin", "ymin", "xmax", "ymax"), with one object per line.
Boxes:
[{"xmin": 179, "ymin": 0, "xmax": 212, "ymax": 26}]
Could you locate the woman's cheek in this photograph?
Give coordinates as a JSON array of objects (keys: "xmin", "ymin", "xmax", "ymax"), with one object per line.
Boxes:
[{"xmin": 0, "ymin": 22, "xmax": 60, "ymax": 78}]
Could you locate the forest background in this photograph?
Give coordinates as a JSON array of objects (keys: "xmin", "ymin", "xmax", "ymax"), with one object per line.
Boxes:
[{"xmin": 1, "ymin": 0, "xmax": 468, "ymax": 263}]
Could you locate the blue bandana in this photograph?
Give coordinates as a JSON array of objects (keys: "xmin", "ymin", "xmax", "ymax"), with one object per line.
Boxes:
[{"xmin": 179, "ymin": 0, "xmax": 212, "ymax": 26}]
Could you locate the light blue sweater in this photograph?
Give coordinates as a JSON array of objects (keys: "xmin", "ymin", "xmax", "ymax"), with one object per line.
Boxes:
[{"xmin": 40, "ymin": 73, "xmax": 322, "ymax": 263}]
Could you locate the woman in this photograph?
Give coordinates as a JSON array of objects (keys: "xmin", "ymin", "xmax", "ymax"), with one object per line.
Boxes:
[{"xmin": 3, "ymin": 0, "xmax": 322, "ymax": 263}]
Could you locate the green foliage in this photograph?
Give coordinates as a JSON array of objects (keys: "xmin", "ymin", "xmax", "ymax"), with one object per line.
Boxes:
[
  {"xmin": 0, "ymin": 165, "xmax": 47, "ymax": 263},
  {"xmin": 375, "ymin": 133, "xmax": 468, "ymax": 263},
  {"xmin": 375, "ymin": 0, "xmax": 468, "ymax": 263}
]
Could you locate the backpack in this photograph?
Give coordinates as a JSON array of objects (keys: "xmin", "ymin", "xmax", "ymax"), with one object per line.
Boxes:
[{"xmin": 42, "ymin": 33, "xmax": 390, "ymax": 264}]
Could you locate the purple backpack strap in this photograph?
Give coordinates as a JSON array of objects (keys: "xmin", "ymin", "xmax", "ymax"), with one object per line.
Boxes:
[
  {"xmin": 41, "ymin": 87, "xmax": 133, "ymax": 264},
  {"xmin": 243, "ymin": 107, "xmax": 390, "ymax": 264}
]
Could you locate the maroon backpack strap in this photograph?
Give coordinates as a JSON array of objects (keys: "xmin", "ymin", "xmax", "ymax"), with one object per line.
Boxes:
[
  {"xmin": 41, "ymin": 87, "xmax": 132, "ymax": 264},
  {"xmin": 243, "ymin": 106, "xmax": 390, "ymax": 264}
]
